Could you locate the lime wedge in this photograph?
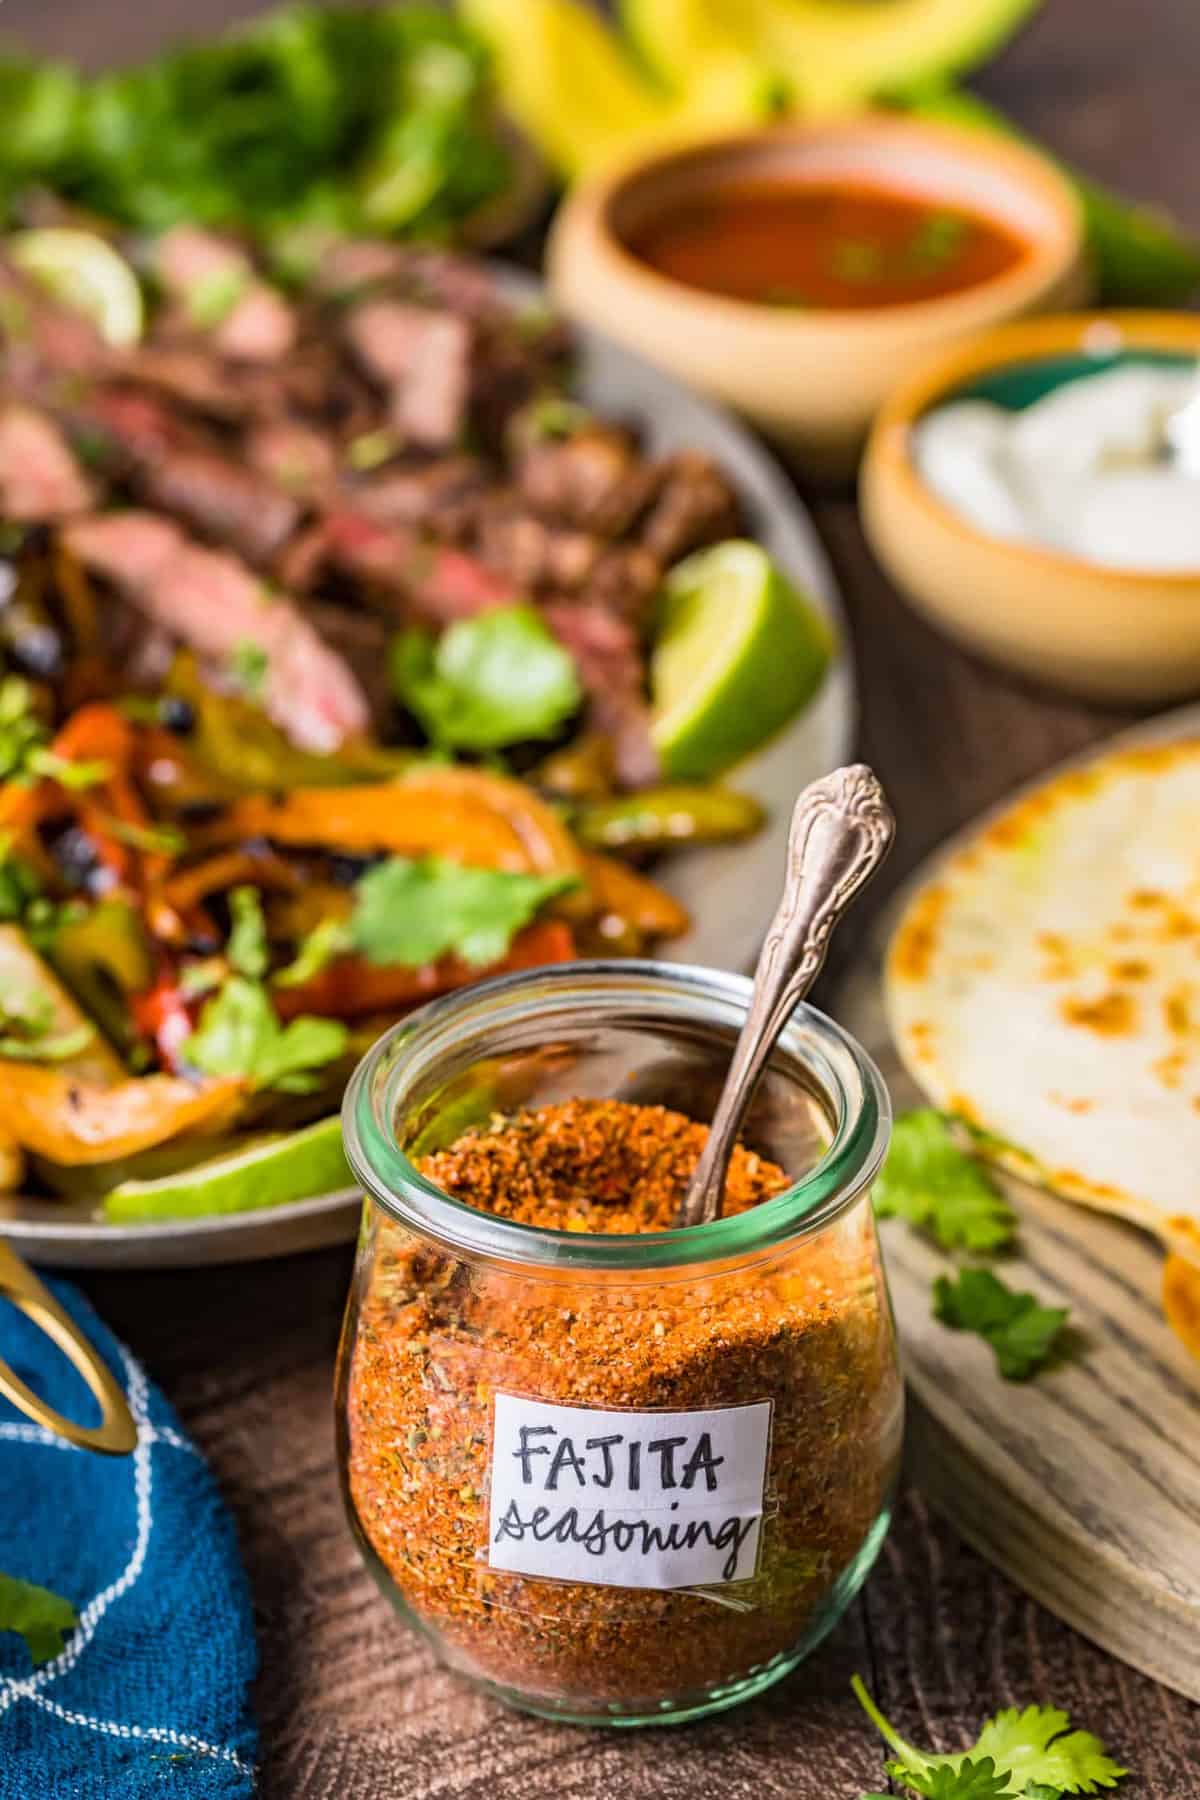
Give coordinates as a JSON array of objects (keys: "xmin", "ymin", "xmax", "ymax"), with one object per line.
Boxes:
[
  {"xmin": 103, "ymin": 1115, "xmax": 352, "ymax": 1223},
  {"xmin": 10, "ymin": 229, "xmax": 144, "ymax": 348},
  {"xmin": 650, "ymin": 540, "xmax": 833, "ymax": 780}
]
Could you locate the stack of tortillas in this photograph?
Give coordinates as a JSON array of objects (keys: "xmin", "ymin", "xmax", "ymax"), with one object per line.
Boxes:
[{"xmin": 886, "ymin": 738, "xmax": 1200, "ymax": 1360}]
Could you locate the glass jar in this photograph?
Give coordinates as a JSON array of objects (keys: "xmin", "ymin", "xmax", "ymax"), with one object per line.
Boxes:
[{"xmin": 338, "ymin": 961, "xmax": 902, "ymax": 1727}]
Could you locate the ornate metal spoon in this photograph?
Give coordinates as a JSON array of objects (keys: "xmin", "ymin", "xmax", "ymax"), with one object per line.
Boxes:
[{"xmin": 678, "ymin": 763, "xmax": 895, "ymax": 1229}]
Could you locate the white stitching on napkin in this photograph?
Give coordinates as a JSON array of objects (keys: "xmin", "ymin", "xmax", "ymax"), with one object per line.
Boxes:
[{"xmin": 21, "ymin": 1691, "xmax": 251, "ymax": 1772}]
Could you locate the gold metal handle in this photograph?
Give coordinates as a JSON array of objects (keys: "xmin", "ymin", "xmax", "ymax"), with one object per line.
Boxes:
[{"xmin": 0, "ymin": 1241, "xmax": 137, "ymax": 1455}]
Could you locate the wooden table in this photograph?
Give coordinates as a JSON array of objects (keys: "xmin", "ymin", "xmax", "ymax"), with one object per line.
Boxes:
[{"xmin": 5, "ymin": 0, "xmax": 1199, "ymax": 1790}]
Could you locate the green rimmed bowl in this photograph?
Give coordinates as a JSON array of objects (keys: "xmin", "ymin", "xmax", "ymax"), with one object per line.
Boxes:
[{"xmin": 862, "ymin": 312, "xmax": 1200, "ymax": 701}]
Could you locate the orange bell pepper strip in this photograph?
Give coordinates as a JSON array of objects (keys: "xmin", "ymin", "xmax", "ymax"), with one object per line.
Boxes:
[
  {"xmin": 0, "ymin": 1067, "xmax": 245, "ymax": 1164},
  {"xmin": 163, "ymin": 850, "xmax": 302, "ymax": 914},
  {"xmin": 581, "ymin": 852, "xmax": 689, "ymax": 941},
  {"xmin": 1163, "ymin": 1253, "xmax": 1200, "ymax": 1361},
  {"xmin": 199, "ymin": 766, "xmax": 583, "ymax": 881},
  {"xmin": 0, "ymin": 702, "xmax": 133, "ymax": 865},
  {"xmin": 273, "ymin": 918, "xmax": 575, "ymax": 1021},
  {"xmin": 49, "ymin": 703, "xmax": 134, "ymax": 767}
]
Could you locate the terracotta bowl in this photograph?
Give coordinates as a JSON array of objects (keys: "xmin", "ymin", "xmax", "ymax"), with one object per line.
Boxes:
[
  {"xmin": 547, "ymin": 116, "xmax": 1088, "ymax": 475},
  {"xmin": 861, "ymin": 312, "xmax": 1200, "ymax": 703}
]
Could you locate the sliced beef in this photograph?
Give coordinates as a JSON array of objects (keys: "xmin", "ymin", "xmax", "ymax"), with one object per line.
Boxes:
[
  {"xmin": 62, "ymin": 511, "xmax": 370, "ymax": 753},
  {"xmin": 350, "ymin": 456, "xmax": 486, "ymax": 534},
  {"xmin": 153, "ymin": 226, "xmax": 297, "ymax": 364},
  {"xmin": 314, "ymin": 241, "xmax": 498, "ymax": 319},
  {"xmin": 0, "ymin": 406, "xmax": 96, "ymax": 520},
  {"xmin": 475, "ymin": 504, "xmax": 603, "ymax": 594},
  {"xmin": 583, "ymin": 545, "xmax": 663, "ymax": 626},
  {"xmin": 344, "ymin": 301, "xmax": 472, "ymax": 448},
  {"xmin": 541, "ymin": 600, "xmax": 658, "ymax": 789},
  {"xmin": 137, "ymin": 448, "xmax": 301, "ymax": 565},
  {"xmin": 285, "ymin": 509, "xmax": 516, "ymax": 628},
  {"xmin": 244, "ymin": 419, "xmax": 340, "ymax": 505},
  {"xmin": 111, "ymin": 346, "xmax": 248, "ymax": 422},
  {"xmin": 313, "ymin": 239, "xmax": 417, "ymax": 301},
  {"xmin": 640, "ymin": 451, "xmax": 739, "ymax": 564},
  {"xmin": 298, "ymin": 598, "xmax": 394, "ymax": 729},
  {"xmin": 68, "ymin": 388, "xmax": 300, "ymax": 563},
  {"xmin": 514, "ymin": 423, "xmax": 664, "ymax": 535}
]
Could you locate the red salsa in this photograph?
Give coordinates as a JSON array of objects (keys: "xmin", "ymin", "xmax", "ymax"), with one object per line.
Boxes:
[{"xmin": 625, "ymin": 178, "xmax": 1028, "ymax": 310}]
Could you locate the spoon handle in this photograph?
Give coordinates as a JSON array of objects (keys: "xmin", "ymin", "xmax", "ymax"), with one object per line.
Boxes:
[{"xmin": 679, "ymin": 764, "xmax": 894, "ymax": 1229}]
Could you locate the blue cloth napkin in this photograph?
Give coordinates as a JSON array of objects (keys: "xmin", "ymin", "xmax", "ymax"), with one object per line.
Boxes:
[{"xmin": 0, "ymin": 1278, "xmax": 258, "ymax": 1796}]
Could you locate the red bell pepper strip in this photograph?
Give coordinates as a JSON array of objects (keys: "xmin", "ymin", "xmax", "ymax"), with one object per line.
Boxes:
[{"xmin": 272, "ymin": 919, "xmax": 576, "ymax": 1021}]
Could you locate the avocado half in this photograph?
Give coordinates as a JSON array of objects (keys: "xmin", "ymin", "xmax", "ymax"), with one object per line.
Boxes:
[{"xmin": 619, "ymin": 0, "xmax": 1043, "ymax": 112}]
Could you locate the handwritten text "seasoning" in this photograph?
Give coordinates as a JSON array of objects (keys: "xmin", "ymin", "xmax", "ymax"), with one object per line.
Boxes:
[{"xmin": 487, "ymin": 1394, "xmax": 772, "ymax": 1590}]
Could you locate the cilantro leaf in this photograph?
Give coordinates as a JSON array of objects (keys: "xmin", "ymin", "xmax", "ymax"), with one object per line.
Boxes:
[
  {"xmin": 0, "ymin": 1571, "xmax": 76, "ymax": 1666},
  {"xmin": 853, "ymin": 1677, "xmax": 1125, "ymax": 1795},
  {"xmin": 971, "ymin": 1708, "xmax": 1126, "ymax": 1794},
  {"xmin": 185, "ymin": 975, "xmax": 346, "ymax": 1093},
  {"xmin": 391, "ymin": 605, "xmax": 582, "ymax": 751},
  {"xmin": 901, "ymin": 1761, "xmax": 1015, "ymax": 1799},
  {"xmin": 226, "ymin": 885, "xmax": 269, "ymax": 981},
  {"xmin": 875, "ymin": 1110, "xmax": 1016, "ymax": 1252},
  {"xmin": 933, "ymin": 1269, "xmax": 1069, "ymax": 1381},
  {"xmin": 350, "ymin": 857, "xmax": 576, "ymax": 970}
]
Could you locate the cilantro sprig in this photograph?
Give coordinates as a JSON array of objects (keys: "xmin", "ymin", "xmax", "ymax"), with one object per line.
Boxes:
[
  {"xmin": 853, "ymin": 1676, "xmax": 1127, "ymax": 1797},
  {"xmin": 182, "ymin": 887, "xmax": 346, "ymax": 1093},
  {"xmin": 933, "ymin": 1268, "xmax": 1070, "ymax": 1382},
  {"xmin": 391, "ymin": 605, "xmax": 581, "ymax": 751},
  {"xmin": 875, "ymin": 1111, "xmax": 1070, "ymax": 1380},
  {"xmin": 185, "ymin": 976, "xmax": 347, "ymax": 1093},
  {"xmin": 0, "ymin": 1571, "xmax": 77, "ymax": 1666},
  {"xmin": 273, "ymin": 858, "xmax": 576, "ymax": 985},
  {"xmin": 874, "ymin": 1110, "xmax": 1016, "ymax": 1253},
  {"xmin": 350, "ymin": 858, "xmax": 575, "ymax": 969}
]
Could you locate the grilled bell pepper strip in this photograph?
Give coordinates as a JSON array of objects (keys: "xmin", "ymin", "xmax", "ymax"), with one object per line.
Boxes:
[
  {"xmin": 162, "ymin": 850, "xmax": 302, "ymax": 914},
  {"xmin": 200, "ymin": 766, "xmax": 584, "ymax": 880},
  {"xmin": 167, "ymin": 655, "xmax": 411, "ymax": 794},
  {"xmin": 131, "ymin": 971, "xmax": 197, "ymax": 1073},
  {"xmin": 273, "ymin": 919, "xmax": 575, "ymax": 1021},
  {"xmin": 581, "ymin": 851, "xmax": 689, "ymax": 941},
  {"xmin": 0, "ymin": 1132, "xmax": 24, "ymax": 1191},
  {"xmin": 0, "ymin": 924, "xmax": 126, "ymax": 1087},
  {"xmin": 0, "ymin": 1067, "xmax": 245, "ymax": 1163},
  {"xmin": 46, "ymin": 899, "xmax": 154, "ymax": 1065},
  {"xmin": 573, "ymin": 785, "xmax": 764, "ymax": 852}
]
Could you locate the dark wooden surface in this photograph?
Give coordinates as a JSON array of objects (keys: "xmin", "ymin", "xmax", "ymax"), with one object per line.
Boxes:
[{"xmin": 4, "ymin": 0, "xmax": 1198, "ymax": 1790}]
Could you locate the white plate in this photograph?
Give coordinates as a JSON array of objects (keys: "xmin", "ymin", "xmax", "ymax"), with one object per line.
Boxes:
[{"xmin": 6, "ymin": 280, "xmax": 853, "ymax": 1267}]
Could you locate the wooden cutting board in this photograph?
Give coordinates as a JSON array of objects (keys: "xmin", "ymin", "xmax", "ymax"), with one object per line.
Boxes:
[{"xmin": 837, "ymin": 758, "xmax": 1200, "ymax": 1704}]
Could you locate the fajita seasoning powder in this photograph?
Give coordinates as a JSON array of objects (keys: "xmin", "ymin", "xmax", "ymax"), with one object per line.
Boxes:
[{"xmin": 339, "ymin": 965, "xmax": 902, "ymax": 1725}]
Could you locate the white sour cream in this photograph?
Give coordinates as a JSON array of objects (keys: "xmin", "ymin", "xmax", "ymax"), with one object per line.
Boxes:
[{"xmin": 912, "ymin": 361, "xmax": 1200, "ymax": 572}]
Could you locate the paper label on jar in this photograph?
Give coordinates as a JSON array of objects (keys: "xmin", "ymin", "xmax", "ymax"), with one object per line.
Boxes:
[{"xmin": 487, "ymin": 1393, "xmax": 772, "ymax": 1589}]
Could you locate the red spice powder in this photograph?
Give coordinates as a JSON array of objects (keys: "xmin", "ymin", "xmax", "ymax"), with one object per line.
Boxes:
[{"xmin": 343, "ymin": 1099, "xmax": 901, "ymax": 1714}]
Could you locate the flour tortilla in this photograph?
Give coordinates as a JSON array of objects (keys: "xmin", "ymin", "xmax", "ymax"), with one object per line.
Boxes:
[{"xmin": 885, "ymin": 739, "xmax": 1200, "ymax": 1270}]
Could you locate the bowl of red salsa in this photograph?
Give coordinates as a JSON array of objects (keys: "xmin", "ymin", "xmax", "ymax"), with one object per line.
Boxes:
[{"xmin": 548, "ymin": 116, "xmax": 1088, "ymax": 473}]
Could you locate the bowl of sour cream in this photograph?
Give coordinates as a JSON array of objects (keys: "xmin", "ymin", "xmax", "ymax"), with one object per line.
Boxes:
[{"xmin": 862, "ymin": 313, "xmax": 1200, "ymax": 702}]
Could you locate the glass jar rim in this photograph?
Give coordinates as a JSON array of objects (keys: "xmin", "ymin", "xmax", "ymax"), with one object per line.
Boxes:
[{"xmin": 341, "ymin": 959, "xmax": 890, "ymax": 1272}]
